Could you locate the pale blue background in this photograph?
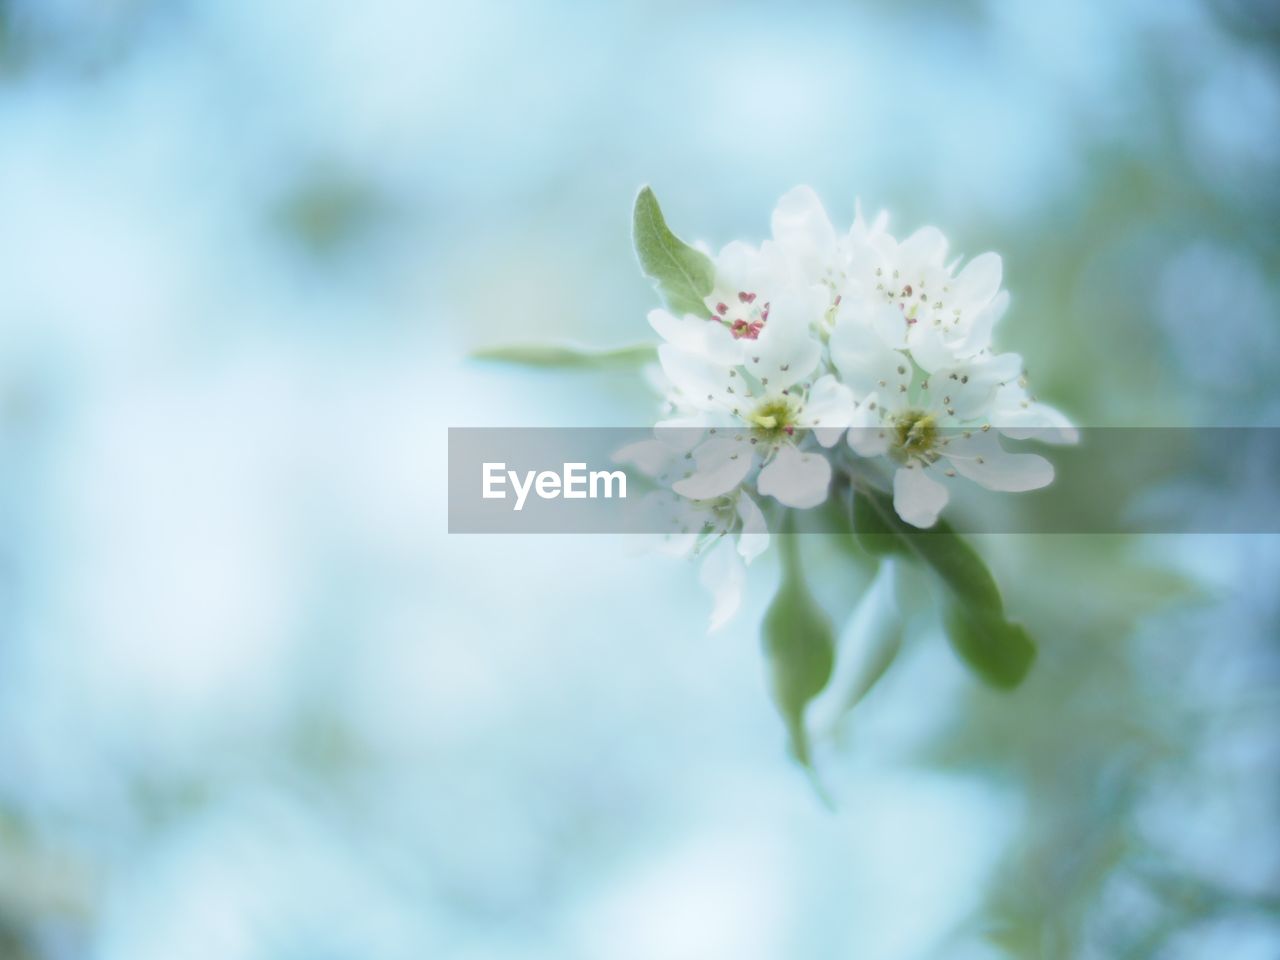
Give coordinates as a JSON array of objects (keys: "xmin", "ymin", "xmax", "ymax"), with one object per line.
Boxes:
[{"xmin": 1, "ymin": 1, "xmax": 1278, "ymax": 957}]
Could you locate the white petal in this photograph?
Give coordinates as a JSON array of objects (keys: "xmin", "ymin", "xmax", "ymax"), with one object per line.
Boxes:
[
  {"xmin": 945, "ymin": 432, "xmax": 1054, "ymax": 492},
  {"xmin": 672, "ymin": 437, "xmax": 754, "ymax": 500},
  {"xmin": 850, "ymin": 197, "xmax": 890, "ymax": 242},
  {"xmin": 735, "ymin": 492, "xmax": 770, "ymax": 563},
  {"xmin": 896, "ymin": 226, "xmax": 949, "ymax": 274},
  {"xmin": 978, "ymin": 350, "xmax": 1025, "ymax": 382},
  {"xmin": 847, "ymin": 393, "xmax": 891, "ymax": 457},
  {"xmin": 927, "ymin": 355, "xmax": 1016, "ymax": 420},
  {"xmin": 958, "ymin": 289, "xmax": 1009, "ymax": 354},
  {"xmin": 653, "ymin": 413, "xmax": 710, "ymax": 451},
  {"xmin": 906, "ymin": 321, "xmax": 959, "ymax": 373},
  {"xmin": 657, "ymin": 344, "xmax": 733, "ymax": 410},
  {"xmin": 801, "ymin": 375, "xmax": 858, "ymax": 446},
  {"xmin": 829, "ymin": 314, "xmax": 911, "ymax": 396},
  {"xmin": 612, "ymin": 439, "xmax": 674, "ymax": 476},
  {"xmin": 637, "ymin": 493, "xmax": 707, "ymax": 554},
  {"xmin": 648, "ymin": 308, "xmax": 702, "ymax": 342},
  {"xmin": 750, "ymin": 291, "xmax": 823, "ymax": 387},
  {"xmin": 642, "ymin": 359, "xmax": 671, "ymax": 396},
  {"xmin": 771, "ymin": 186, "xmax": 838, "ymax": 277},
  {"xmin": 962, "ymin": 451, "xmax": 1054, "ymax": 492},
  {"xmin": 648, "ymin": 308, "xmax": 739, "ymax": 364},
  {"xmin": 870, "ymin": 302, "xmax": 910, "ymax": 349},
  {"xmin": 700, "ymin": 539, "xmax": 746, "ymax": 632},
  {"xmin": 952, "ymin": 252, "xmax": 1003, "ymax": 310},
  {"xmin": 713, "ymin": 240, "xmax": 765, "ymax": 291},
  {"xmin": 657, "ymin": 530, "xmax": 699, "ymax": 557},
  {"xmin": 757, "ymin": 444, "xmax": 832, "ymax": 509},
  {"xmin": 892, "ymin": 465, "xmax": 950, "ymax": 528},
  {"xmin": 991, "ymin": 383, "xmax": 1079, "ymax": 444}
]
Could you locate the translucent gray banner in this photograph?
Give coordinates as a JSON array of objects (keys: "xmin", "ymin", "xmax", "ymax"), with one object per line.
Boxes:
[{"xmin": 448, "ymin": 428, "xmax": 1280, "ymax": 534}]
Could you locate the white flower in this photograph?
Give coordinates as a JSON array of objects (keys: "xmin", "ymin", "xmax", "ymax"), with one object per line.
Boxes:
[
  {"xmin": 987, "ymin": 375, "xmax": 1079, "ymax": 444},
  {"xmin": 648, "ymin": 232, "xmax": 807, "ymax": 366},
  {"xmin": 832, "ymin": 318, "xmax": 1062, "ymax": 527},
  {"xmin": 644, "ymin": 242, "xmax": 825, "ymax": 449},
  {"xmin": 657, "ymin": 310, "xmax": 856, "ymax": 508},
  {"xmin": 767, "ymin": 187, "xmax": 1008, "ymax": 368},
  {"xmin": 616, "ymin": 433, "xmax": 770, "ymax": 630},
  {"xmin": 699, "ymin": 239, "xmax": 796, "ymax": 342},
  {"xmin": 769, "ymin": 186, "xmax": 841, "ymax": 290},
  {"xmin": 832, "ymin": 215, "xmax": 1010, "ymax": 371},
  {"xmin": 766, "ymin": 186, "xmax": 890, "ymax": 333},
  {"xmin": 695, "ymin": 490, "xmax": 769, "ymax": 631},
  {"xmin": 628, "ymin": 184, "xmax": 1076, "ymax": 627}
]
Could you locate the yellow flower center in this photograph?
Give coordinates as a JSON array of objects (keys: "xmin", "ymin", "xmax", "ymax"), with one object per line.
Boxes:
[
  {"xmin": 892, "ymin": 410, "xmax": 938, "ymax": 459},
  {"xmin": 747, "ymin": 398, "xmax": 798, "ymax": 442}
]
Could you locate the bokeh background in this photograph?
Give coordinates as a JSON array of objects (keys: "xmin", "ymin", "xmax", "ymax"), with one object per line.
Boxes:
[{"xmin": 2, "ymin": 0, "xmax": 1279, "ymax": 957}]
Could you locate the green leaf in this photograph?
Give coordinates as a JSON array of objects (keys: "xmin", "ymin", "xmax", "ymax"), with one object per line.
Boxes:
[
  {"xmin": 943, "ymin": 603, "xmax": 1035, "ymax": 690},
  {"xmin": 851, "ymin": 488, "xmax": 910, "ymax": 557},
  {"xmin": 852, "ymin": 487, "xmax": 1035, "ymax": 688},
  {"xmin": 632, "ymin": 186, "xmax": 716, "ymax": 318},
  {"xmin": 762, "ymin": 526, "xmax": 836, "ymax": 766},
  {"xmin": 470, "ymin": 342, "xmax": 657, "ymax": 368},
  {"xmin": 836, "ymin": 560, "xmax": 905, "ymax": 711}
]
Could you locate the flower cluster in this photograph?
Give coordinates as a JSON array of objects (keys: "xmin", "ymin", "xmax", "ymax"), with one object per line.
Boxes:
[{"xmin": 619, "ymin": 187, "xmax": 1075, "ymax": 628}]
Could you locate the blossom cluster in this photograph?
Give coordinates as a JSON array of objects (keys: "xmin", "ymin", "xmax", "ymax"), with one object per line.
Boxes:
[{"xmin": 618, "ymin": 188, "xmax": 1075, "ymax": 628}]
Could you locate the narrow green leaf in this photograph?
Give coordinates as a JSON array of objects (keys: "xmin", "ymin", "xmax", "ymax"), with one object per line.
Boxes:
[
  {"xmin": 632, "ymin": 186, "xmax": 716, "ymax": 318},
  {"xmin": 852, "ymin": 487, "xmax": 1035, "ymax": 688},
  {"xmin": 470, "ymin": 342, "xmax": 657, "ymax": 368},
  {"xmin": 903, "ymin": 523, "xmax": 1003, "ymax": 616},
  {"xmin": 851, "ymin": 488, "xmax": 909, "ymax": 557},
  {"xmin": 943, "ymin": 603, "xmax": 1035, "ymax": 689},
  {"xmin": 854, "ymin": 489, "xmax": 999, "ymax": 610},
  {"xmin": 837, "ymin": 561, "xmax": 905, "ymax": 711},
  {"xmin": 762, "ymin": 526, "xmax": 835, "ymax": 766}
]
